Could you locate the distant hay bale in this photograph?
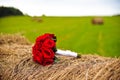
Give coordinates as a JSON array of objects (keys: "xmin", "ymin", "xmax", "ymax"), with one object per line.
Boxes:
[
  {"xmin": 32, "ymin": 17, "xmax": 43, "ymax": 22},
  {"xmin": 0, "ymin": 34, "xmax": 31, "ymax": 45},
  {"xmin": 92, "ymin": 17, "xmax": 104, "ymax": 25}
]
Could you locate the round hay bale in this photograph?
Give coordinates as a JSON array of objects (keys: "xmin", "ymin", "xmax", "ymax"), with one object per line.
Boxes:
[
  {"xmin": 2, "ymin": 55, "xmax": 120, "ymax": 80},
  {"xmin": 92, "ymin": 17, "xmax": 104, "ymax": 25},
  {"xmin": 32, "ymin": 17, "xmax": 43, "ymax": 22},
  {"xmin": 0, "ymin": 34, "xmax": 119, "ymax": 80},
  {"xmin": 0, "ymin": 42, "xmax": 32, "ymax": 80},
  {"xmin": 0, "ymin": 34, "xmax": 31, "ymax": 45},
  {"xmin": 0, "ymin": 34, "xmax": 30, "ymax": 45},
  {"xmin": 0, "ymin": 43, "xmax": 32, "ymax": 69},
  {"xmin": 0, "ymin": 64, "xmax": 3, "ymax": 80}
]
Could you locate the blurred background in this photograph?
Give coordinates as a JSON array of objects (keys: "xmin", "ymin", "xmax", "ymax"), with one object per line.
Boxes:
[{"xmin": 0, "ymin": 0, "xmax": 120, "ymax": 57}]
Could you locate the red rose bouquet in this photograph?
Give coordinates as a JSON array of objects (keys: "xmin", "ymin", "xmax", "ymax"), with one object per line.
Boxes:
[{"xmin": 32, "ymin": 33, "xmax": 57, "ymax": 66}]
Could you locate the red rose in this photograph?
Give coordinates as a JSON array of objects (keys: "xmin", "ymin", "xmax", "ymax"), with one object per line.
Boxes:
[
  {"xmin": 42, "ymin": 47, "xmax": 55, "ymax": 59},
  {"xmin": 42, "ymin": 58, "xmax": 54, "ymax": 66},
  {"xmin": 36, "ymin": 33, "xmax": 55, "ymax": 42},
  {"xmin": 41, "ymin": 47, "xmax": 54, "ymax": 66},
  {"xmin": 32, "ymin": 33, "xmax": 56, "ymax": 66},
  {"xmin": 32, "ymin": 46, "xmax": 43, "ymax": 64},
  {"xmin": 42, "ymin": 39, "xmax": 55, "ymax": 49}
]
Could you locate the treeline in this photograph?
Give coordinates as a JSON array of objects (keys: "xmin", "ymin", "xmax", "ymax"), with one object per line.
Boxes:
[{"xmin": 0, "ymin": 6, "xmax": 23, "ymax": 17}]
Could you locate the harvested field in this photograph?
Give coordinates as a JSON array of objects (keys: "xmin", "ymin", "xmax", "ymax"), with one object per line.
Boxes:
[{"xmin": 0, "ymin": 34, "xmax": 120, "ymax": 80}]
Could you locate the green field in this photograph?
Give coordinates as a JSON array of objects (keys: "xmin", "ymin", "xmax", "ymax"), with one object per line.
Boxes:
[{"xmin": 0, "ymin": 16, "xmax": 120, "ymax": 57}]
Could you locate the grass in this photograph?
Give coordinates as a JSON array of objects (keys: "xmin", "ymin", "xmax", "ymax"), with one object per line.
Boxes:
[{"xmin": 0, "ymin": 16, "xmax": 120, "ymax": 57}]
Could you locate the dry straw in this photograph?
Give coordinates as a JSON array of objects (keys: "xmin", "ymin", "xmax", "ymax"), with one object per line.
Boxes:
[
  {"xmin": 0, "ymin": 34, "xmax": 120, "ymax": 80},
  {"xmin": 0, "ymin": 33, "xmax": 31, "ymax": 45}
]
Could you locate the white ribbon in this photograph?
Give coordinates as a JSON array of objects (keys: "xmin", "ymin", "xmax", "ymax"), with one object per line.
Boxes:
[{"xmin": 56, "ymin": 49, "xmax": 77, "ymax": 57}]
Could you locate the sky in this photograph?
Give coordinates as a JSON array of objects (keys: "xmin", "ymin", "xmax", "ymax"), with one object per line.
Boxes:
[{"xmin": 0, "ymin": 0, "xmax": 120, "ymax": 16}]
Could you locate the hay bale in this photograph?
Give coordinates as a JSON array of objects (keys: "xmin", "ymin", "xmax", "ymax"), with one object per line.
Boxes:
[
  {"xmin": 0, "ymin": 43, "xmax": 32, "ymax": 80},
  {"xmin": 0, "ymin": 64, "xmax": 3, "ymax": 80},
  {"xmin": 0, "ymin": 34, "xmax": 31, "ymax": 45},
  {"xmin": 2, "ymin": 54, "xmax": 120, "ymax": 80},
  {"xmin": 0, "ymin": 34, "xmax": 120, "ymax": 80},
  {"xmin": 32, "ymin": 17, "xmax": 43, "ymax": 22},
  {"xmin": 0, "ymin": 44, "xmax": 31, "ymax": 69},
  {"xmin": 92, "ymin": 17, "xmax": 104, "ymax": 25}
]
